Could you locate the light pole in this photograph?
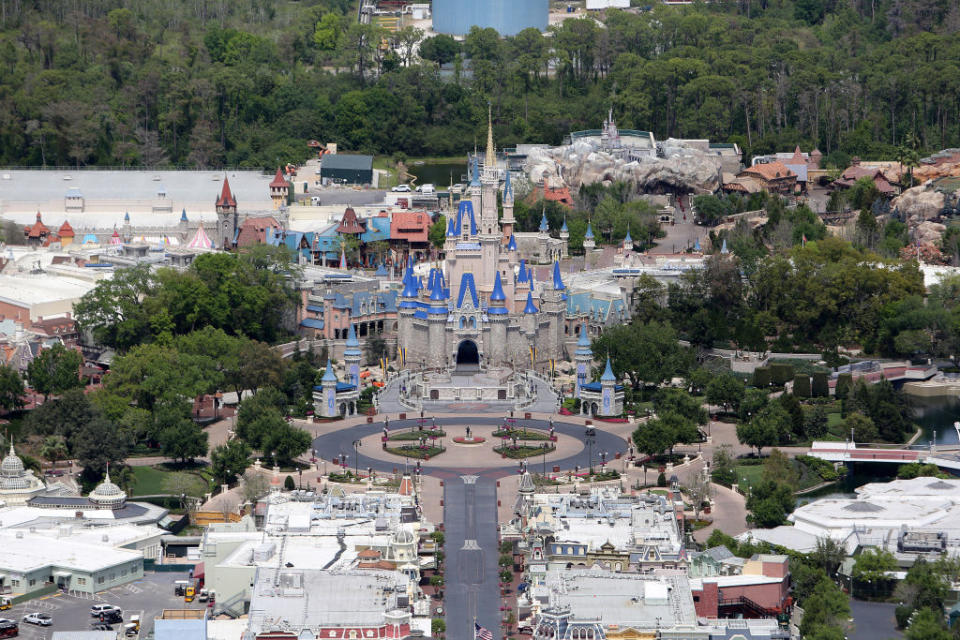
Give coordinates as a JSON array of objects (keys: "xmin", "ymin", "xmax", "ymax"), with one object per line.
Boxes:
[
  {"xmin": 585, "ymin": 428, "xmax": 596, "ymax": 475},
  {"xmin": 352, "ymin": 439, "xmax": 362, "ymax": 478}
]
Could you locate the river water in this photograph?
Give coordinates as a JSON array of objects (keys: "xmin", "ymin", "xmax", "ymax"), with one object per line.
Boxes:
[
  {"xmin": 407, "ymin": 162, "xmax": 467, "ymax": 188},
  {"xmin": 798, "ymin": 394, "xmax": 960, "ymax": 503}
]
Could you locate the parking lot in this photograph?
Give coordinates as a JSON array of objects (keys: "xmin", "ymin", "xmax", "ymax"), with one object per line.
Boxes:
[{"xmin": 8, "ymin": 571, "xmax": 208, "ymax": 639}]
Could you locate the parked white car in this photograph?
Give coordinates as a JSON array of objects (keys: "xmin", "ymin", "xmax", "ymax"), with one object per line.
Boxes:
[
  {"xmin": 23, "ymin": 613, "xmax": 52, "ymax": 626},
  {"xmin": 391, "ymin": 184, "xmax": 412, "ymax": 192}
]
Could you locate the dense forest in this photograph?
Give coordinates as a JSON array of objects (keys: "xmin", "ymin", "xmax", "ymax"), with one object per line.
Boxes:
[{"xmin": 0, "ymin": 0, "xmax": 958, "ymax": 168}]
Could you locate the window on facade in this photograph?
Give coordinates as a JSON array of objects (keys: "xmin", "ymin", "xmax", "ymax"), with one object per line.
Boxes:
[
  {"xmin": 28, "ymin": 579, "xmax": 36, "ymax": 587},
  {"xmin": 98, "ymin": 577, "xmax": 105, "ymax": 584},
  {"xmin": 11, "ymin": 580, "xmax": 19, "ymax": 587},
  {"xmin": 78, "ymin": 578, "xmax": 87, "ymax": 585}
]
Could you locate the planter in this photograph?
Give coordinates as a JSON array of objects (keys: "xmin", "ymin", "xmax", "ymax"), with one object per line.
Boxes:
[{"xmin": 452, "ymin": 436, "xmax": 486, "ymax": 445}]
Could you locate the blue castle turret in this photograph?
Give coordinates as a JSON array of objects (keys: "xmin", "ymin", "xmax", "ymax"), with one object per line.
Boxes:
[
  {"xmin": 344, "ymin": 323, "xmax": 362, "ymax": 388},
  {"xmin": 574, "ymin": 322, "xmax": 592, "ymax": 398}
]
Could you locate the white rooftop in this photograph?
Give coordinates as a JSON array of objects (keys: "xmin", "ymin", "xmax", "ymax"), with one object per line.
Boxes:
[
  {"xmin": 0, "ymin": 529, "xmax": 143, "ymax": 573},
  {"xmin": 540, "ymin": 569, "xmax": 697, "ymax": 629}
]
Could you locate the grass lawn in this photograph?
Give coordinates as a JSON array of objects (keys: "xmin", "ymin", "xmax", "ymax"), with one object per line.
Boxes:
[
  {"xmin": 130, "ymin": 465, "xmax": 211, "ymax": 497},
  {"xmin": 734, "ymin": 463, "xmax": 765, "ymax": 494}
]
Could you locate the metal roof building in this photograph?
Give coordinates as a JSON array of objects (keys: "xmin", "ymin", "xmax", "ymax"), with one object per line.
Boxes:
[
  {"xmin": 319, "ymin": 154, "xmax": 373, "ymax": 186},
  {"xmin": 432, "ymin": 0, "xmax": 548, "ymax": 36}
]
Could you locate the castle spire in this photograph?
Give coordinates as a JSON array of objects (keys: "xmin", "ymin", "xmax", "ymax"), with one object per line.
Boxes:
[{"xmin": 485, "ymin": 103, "xmax": 495, "ymax": 171}]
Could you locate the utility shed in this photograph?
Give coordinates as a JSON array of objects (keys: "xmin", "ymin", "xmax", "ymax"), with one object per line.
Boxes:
[{"xmin": 320, "ymin": 154, "xmax": 373, "ymax": 185}]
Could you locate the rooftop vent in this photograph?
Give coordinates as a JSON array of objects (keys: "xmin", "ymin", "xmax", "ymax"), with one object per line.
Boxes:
[{"xmin": 843, "ymin": 501, "xmax": 884, "ymax": 512}]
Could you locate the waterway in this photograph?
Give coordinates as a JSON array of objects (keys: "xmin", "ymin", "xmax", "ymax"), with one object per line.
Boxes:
[
  {"xmin": 913, "ymin": 393, "xmax": 960, "ymax": 445},
  {"xmin": 797, "ymin": 395, "xmax": 960, "ymax": 504},
  {"xmin": 407, "ymin": 162, "xmax": 467, "ymax": 188}
]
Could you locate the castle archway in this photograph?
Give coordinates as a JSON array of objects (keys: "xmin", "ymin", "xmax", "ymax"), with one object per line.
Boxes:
[{"xmin": 455, "ymin": 339, "xmax": 480, "ymax": 371}]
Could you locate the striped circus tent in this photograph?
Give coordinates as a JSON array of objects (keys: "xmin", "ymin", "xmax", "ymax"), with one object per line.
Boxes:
[{"xmin": 187, "ymin": 224, "xmax": 214, "ymax": 249}]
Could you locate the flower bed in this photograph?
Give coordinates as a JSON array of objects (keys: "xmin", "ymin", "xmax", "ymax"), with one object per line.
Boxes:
[
  {"xmin": 389, "ymin": 429, "xmax": 446, "ymax": 440},
  {"xmin": 494, "ymin": 443, "xmax": 556, "ymax": 459},
  {"xmin": 492, "ymin": 428, "xmax": 551, "ymax": 441},
  {"xmin": 452, "ymin": 436, "xmax": 486, "ymax": 444},
  {"xmin": 385, "ymin": 445, "xmax": 445, "ymax": 459}
]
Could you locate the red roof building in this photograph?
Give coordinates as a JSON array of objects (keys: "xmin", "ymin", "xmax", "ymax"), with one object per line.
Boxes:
[
  {"xmin": 389, "ymin": 211, "xmax": 430, "ymax": 246},
  {"xmin": 530, "ymin": 184, "xmax": 574, "ymax": 208},
  {"xmin": 216, "ymin": 177, "xmax": 237, "ymax": 209},
  {"xmin": 737, "ymin": 161, "xmax": 797, "ymax": 194},
  {"xmin": 336, "ymin": 207, "xmax": 366, "ymax": 235},
  {"xmin": 269, "ymin": 167, "xmax": 289, "ymax": 189},
  {"xmin": 235, "ymin": 216, "xmax": 280, "ymax": 247},
  {"xmin": 831, "ymin": 158, "xmax": 897, "ymax": 195},
  {"xmin": 24, "ymin": 212, "xmax": 51, "ymax": 243}
]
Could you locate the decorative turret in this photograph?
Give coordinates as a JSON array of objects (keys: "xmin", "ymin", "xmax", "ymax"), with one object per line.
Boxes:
[
  {"xmin": 584, "ymin": 220, "xmax": 596, "ymax": 251},
  {"xmin": 574, "ymin": 322, "xmax": 592, "ymax": 398},
  {"xmin": 623, "ymin": 224, "xmax": 633, "ymax": 252},
  {"xmin": 489, "ymin": 271, "xmax": 507, "ymax": 310},
  {"xmin": 344, "ymin": 323, "xmax": 362, "ymax": 388},
  {"xmin": 720, "ymin": 238, "xmax": 729, "ymax": 255},
  {"xmin": 427, "ymin": 269, "xmax": 449, "ymax": 368},
  {"xmin": 507, "ymin": 234, "xmax": 517, "ymax": 252},
  {"xmin": 270, "ymin": 167, "xmax": 290, "ymax": 210},
  {"xmin": 560, "ymin": 215, "xmax": 569, "ymax": 242},
  {"xmin": 216, "ymin": 177, "xmax": 238, "ymax": 249},
  {"xmin": 523, "ymin": 291, "xmax": 538, "ymax": 314},
  {"xmin": 318, "ymin": 359, "xmax": 339, "ymax": 418},
  {"xmin": 539, "ymin": 208, "xmax": 549, "ymax": 234},
  {"xmin": 551, "ymin": 261, "xmax": 565, "ymax": 291},
  {"xmin": 599, "ymin": 356, "xmax": 620, "ymax": 417}
]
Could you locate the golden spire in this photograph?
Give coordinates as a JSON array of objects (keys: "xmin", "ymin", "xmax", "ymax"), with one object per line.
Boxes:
[{"xmin": 485, "ymin": 103, "xmax": 495, "ymax": 171}]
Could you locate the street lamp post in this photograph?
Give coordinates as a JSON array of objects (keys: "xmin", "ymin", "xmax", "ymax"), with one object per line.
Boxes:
[
  {"xmin": 352, "ymin": 439, "xmax": 362, "ymax": 478},
  {"xmin": 585, "ymin": 429, "xmax": 596, "ymax": 475}
]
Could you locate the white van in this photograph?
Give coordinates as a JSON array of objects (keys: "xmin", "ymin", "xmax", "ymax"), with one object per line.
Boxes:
[{"xmin": 416, "ymin": 183, "xmax": 435, "ymax": 195}]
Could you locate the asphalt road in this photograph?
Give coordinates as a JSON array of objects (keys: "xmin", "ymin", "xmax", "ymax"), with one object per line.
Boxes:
[
  {"xmin": 8, "ymin": 571, "xmax": 199, "ymax": 640},
  {"xmin": 312, "ymin": 416, "xmax": 626, "ymax": 478},
  {"xmin": 849, "ymin": 598, "xmax": 902, "ymax": 640},
  {"xmin": 441, "ymin": 473, "xmax": 501, "ymax": 640}
]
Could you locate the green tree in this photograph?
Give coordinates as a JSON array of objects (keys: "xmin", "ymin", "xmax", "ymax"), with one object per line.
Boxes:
[
  {"xmin": 593, "ymin": 321, "xmax": 693, "ymax": 391},
  {"xmin": 706, "ymin": 374, "xmax": 745, "ymax": 414},
  {"xmin": 852, "ymin": 548, "xmax": 898, "ymax": 594},
  {"xmin": 236, "ymin": 387, "xmax": 288, "ymax": 450},
  {"xmin": 811, "ymin": 536, "xmax": 846, "ymax": 579},
  {"xmin": 804, "ymin": 405, "xmax": 829, "ymax": 439},
  {"xmin": 210, "ymin": 439, "xmax": 252, "ymax": 486},
  {"xmin": 633, "ymin": 410, "xmax": 699, "ymax": 457},
  {"xmin": 429, "ymin": 214, "xmax": 447, "ymax": 249},
  {"xmin": 711, "ymin": 445, "xmax": 736, "ymax": 487},
  {"xmin": 261, "ymin": 423, "xmax": 312, "ymax": 465},
  {"xmin": 155, "ymin": 402, "xmax": 208, "ymax": 463},
  {"xmin": 746, "ymin": 479, "xmax": 796, "ymax": 527},
  {"xmin": 39, "ymin": 435, "xmax": 68, "ymax": 470},
  {"xmin": 844, "ymin": 412, "xmax": 879, "ymax": 443},
  {"xmin": 0, "ymin": 364, "xmax": 25, "ymax": 411},
  {"xmin": 737, "ymin": 404, "xmax": 789, "ymax": 455},
  {"xmin": 74, "ymin": 264, "xmax": 156, "ymax": 350},
  {"xmin": 419, "ymin": 34, "xmax": 459, "ymax": 66},
  {"xmin": 905, "ymin": 609, "xmax": 951, "ymax": 640},
  {"xmin": 27, "ymin": 343, "xmax": 83, "ymax": 400},
  {"xmin": 27, "ymin": 388, "xmax": 99, "ymax": 441},
  {"xmin": 761, "ymin": 448, "xmax": 799, "ymax": 488},
  {"xmin": 72, "ymin": 416, "xmax": 129, "ymax": 482}
]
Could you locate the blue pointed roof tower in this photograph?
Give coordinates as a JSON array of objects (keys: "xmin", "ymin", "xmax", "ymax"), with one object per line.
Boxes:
[
  {"xmin": 124, "ymin": 211, "xmax": 130, "ymax": 223},
  {"xmin": 489, "ymin": 271, "xmax": 508, "ymax": 315},
  {"xmin": 561, "ymin": 215, "xmax": 568, "ymax": 233},
  {"xmin": 720, "ymin": 238, "xmax": 729, "ymax": 254},
  {"xmin": 539, "ymin": 209, "xmax": 549, "ymax": 233},
  {"xmin": 523, "ymin": 291, "xmax": 538, "ymax": 314},
  {"xmin": 400, "ymin": 265, "xmax": 418, "ymax": 300},
  {"xmin": 624, "ymin": 225, "xmax": 632, "ymax": 244},
  {"xmin": 552, "ymin": 261, "xmax": 565, "ymax": 291},
  {"xmin": 456, "ymin": 272, "xmax": 479, "ymax": 309},
  {"xmin": 576, "ymin": 323, "xmax": 592, "ymax": 352},
  {"xmin": 504, "ymin": 167, "xmax": 513, "ymax": 199},
  {"xmin": 345, "ymin": 323, "xmax": 361, "ymax": 350},
  {"xmin": 507, "ymin": 234, "xmax": 517, "ymax": 251},
  {"xmin": 322, "ymin": 359, "xmax": 337, "ymax": 383},
  {"xmin": 517, "ymin": 259, "xmax": 528, "ymax": 283},
  {"xmin": 180, "ymin": 208, "xmax": 188, "ymax": 223},
  {"xmin": 601, "ymin": 356, "xmax": 616, "ymax": 382},
  {"xmin": 428, "ymin": 270, "xmax": 448, "ymax": 313},
  {"xmin": 694, "ymin": 237, "xmax": 701, "ymax": 252},
  {"xmin": 585, "ymin": 221, "xmax": 594, "ymax": 239}
]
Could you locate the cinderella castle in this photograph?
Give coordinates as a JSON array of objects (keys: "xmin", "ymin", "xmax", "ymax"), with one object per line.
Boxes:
[{"xmin": 395, "ymin": 118, "xmax": 580, "ymax": 372}]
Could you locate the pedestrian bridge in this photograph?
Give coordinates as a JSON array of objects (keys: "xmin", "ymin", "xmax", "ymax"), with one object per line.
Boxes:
[{"xmin": 808, "ymin": 441, "xmax": 960, "ymax": 472}]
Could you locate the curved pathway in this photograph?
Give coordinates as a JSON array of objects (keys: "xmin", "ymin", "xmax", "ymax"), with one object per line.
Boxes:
[{"xmin": 311, "ymin": 415, "xmax": 628, "ymax": 479}]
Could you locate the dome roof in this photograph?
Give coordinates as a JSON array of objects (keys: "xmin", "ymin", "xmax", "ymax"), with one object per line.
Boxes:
[
  {"xmin": 393, "ymin": 527, "xmax": 415, "ymax": 545},
  {"xmin": 1, "ymin": 442, "xmax": 25, "ymax": 477},
  {"xmin": 89, "ymin": 469, "xmax": 127, "ymax": 506}
]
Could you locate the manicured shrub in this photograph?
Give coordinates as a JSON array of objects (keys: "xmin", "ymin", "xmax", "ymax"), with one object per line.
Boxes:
[
  {"xmin": 770, "ymin": 363, "xmax": 794, "ymax": 386},
  {"xmin": 794, "ymin": 374, "xmax": 811, "ymax": 397},
  {"xmin": 752, "ymin": 367, "xmax": 771, "ymax": 388},
  {"xmin": 835, "ymin": 373, "xmax": 853, "ymax": 399},
  {"xmin": 811, "ymin": 371, "xmax": 829, "ymax": 397}
]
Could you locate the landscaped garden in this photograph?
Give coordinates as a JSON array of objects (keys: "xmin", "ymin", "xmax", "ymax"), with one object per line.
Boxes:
[{"xmin": 494, "ymin": 442, "xmax": 556, "ymax": 459}]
